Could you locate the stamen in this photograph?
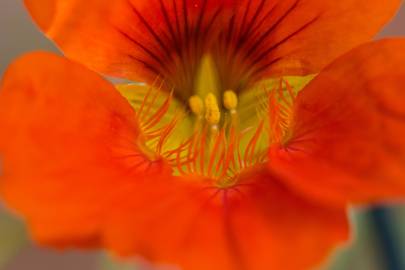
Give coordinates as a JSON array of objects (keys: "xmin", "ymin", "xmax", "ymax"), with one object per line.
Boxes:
[
  {"xmin": 222, "ymin": 90, "xmax": 239, "ymax": 132},
  {"xmin": 188, "ymin": 95, "xmax": 204, "ymax": 116},
  {"xmin": 223, "ymin": 90, "xmax": 238, "ymax": 113},
  {"xmin": 204, "ymin": 93, "xmax": 221, "ymax": 126}
]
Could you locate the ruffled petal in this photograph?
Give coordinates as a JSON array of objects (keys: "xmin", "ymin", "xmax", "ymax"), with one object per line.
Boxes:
[
  {"xmin": 268, "ymin": 38, "xmax": 405, "ymax": 205},
  {"xmin": 0, "ymin": 52, "xmax": 170, "ymax": 246},
  {"xmin": 104, "ymin": 169, "xmax": 348, "ymax": 270},
  {"xmin": 24, "ymin": 0, "xmax": 400, "ymax": 96}
]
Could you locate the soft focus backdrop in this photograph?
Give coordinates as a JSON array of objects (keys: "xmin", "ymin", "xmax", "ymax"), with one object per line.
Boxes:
[{"xmin": 0, "ymin": 1, "xmax": 405, "ymax": 270}]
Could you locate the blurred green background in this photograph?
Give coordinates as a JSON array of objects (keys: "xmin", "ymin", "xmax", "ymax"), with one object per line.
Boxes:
[{"xmin": 0, "ymin": 1, "xmax": 405, "ymax": 270}]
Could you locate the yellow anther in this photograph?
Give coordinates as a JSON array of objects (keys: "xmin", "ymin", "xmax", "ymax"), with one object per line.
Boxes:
[
  {"xmin": 205, "ymin": 93, "xmax": 218, "ymax": 107},
  {"xmin": 223, "ymin": 90, "xmax": 238, "ymax": 111},
  {"xmin": 206, "ymin": 110, "xmax": 221, "ymax": 125},
  {"xmin": 189, "ymin": 95, "xmax": 204, "ymax": 115},
  {"xmin": 204, "ymin": 93, "xmax": 221, "ymax": 125}
]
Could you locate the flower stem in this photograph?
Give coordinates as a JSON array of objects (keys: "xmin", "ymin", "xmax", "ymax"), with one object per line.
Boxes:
[{"xmin": 370, "ymin": 207, "xmax": 403, "ymax": 270}]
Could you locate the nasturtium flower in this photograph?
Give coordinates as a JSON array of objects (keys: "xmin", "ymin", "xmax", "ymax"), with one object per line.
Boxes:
[{"xmin": 0, "ymin": 1, "xmax": 404, "ymax": 270}]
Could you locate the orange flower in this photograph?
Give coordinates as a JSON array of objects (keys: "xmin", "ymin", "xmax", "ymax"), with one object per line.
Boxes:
[{"xmin": 1, "ymin": 1, "xmax": 405, "ymax": 270}]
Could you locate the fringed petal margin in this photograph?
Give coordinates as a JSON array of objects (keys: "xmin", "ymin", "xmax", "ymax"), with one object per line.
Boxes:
[
  {"xmin": 0, "ymin": 52, "xmax": 170, "ymax": 247},
  {"xmin": 269, "ymin": 38, "xmax": 405, "ymax": 206}
]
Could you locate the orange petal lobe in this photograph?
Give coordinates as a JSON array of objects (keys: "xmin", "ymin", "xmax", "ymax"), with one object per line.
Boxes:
[
  {"xmin": 217, "ymin": 0, "xmax": 402, "ymax": 90},
  {"xmin": 23, "ymin": 0, "xmax": 232, "ymax": 96},
  {"xmin": 24, "ymin": 0, "xmax": 56, "ymax": 31},
  {"xmin": 24, "ymin": 0, "xmax": 400, "ymax": 93},
  {"xmin": 0, "ymin": 52, "xmax": 170, "ymax": 246},
  {"xmin": 104, "ymin": 170, "xmax": 348, "ymax": 270},
  {"xmin": 269, "ymin": 38, "xmax": 405, "ymax": 205},
  {"xmin": 244, "ymin": 0, "xmax": 401, "ymax": 77}
]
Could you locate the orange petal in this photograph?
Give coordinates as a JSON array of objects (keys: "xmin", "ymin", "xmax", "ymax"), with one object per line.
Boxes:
[
  {"xmin": 269, "ymin": 38, "xmax": 405, "ymax": 205},
  {"xmin": 0, "ymin": 52, "xmax": 170, "ymax": 246},
  {"xmin": 104, "ymin": 169, "xmax": 348, "ymax": 270},
  {"xmin": 24, "ymin": 0, "xmax": 232, "ymax": 99},
  {"xmin": 24, "ymin": 0, "xmax": 400, "ymax": 95},
  {"xmin": 241, "ymin": 0, "xmax": 402, "ymax": 77}
]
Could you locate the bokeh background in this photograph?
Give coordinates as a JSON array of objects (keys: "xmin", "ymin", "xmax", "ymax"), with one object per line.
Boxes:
[{"xmin": 0, "ymin": 1, "xmax": 405, "ymax": 270}]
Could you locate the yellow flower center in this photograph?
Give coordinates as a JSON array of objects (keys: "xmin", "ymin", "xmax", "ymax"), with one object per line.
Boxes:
[{"xmin": 116, "ymin": 57, "xmax": 314, "ymax": 187}]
